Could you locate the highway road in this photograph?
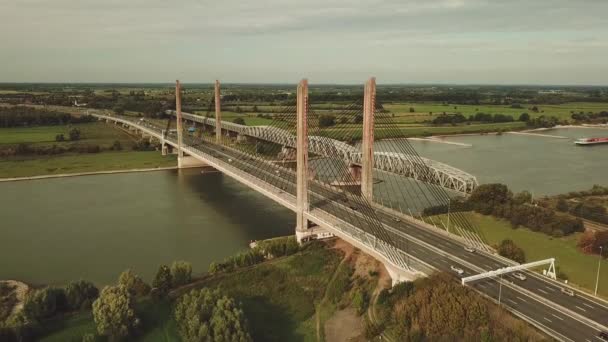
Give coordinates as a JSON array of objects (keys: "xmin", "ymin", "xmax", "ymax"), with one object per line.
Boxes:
[{"xmin": 106, "ymin": 115, "xmax": 608, "ymax": 341}]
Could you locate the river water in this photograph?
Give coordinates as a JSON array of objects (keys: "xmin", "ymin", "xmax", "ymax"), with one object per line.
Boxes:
[
  {"xmin": 0, "ymin": 169, "xmax": 294, "ymax": 285},
  {"xmin": 1, "ymin": 127, "xmax": 606, "ymax": 285}
]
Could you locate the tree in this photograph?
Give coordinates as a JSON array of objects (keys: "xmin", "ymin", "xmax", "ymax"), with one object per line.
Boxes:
[
  {"xmin": 512, "ymin": 191, "xmax": 532, "ymax": 205},
  {"xmin": 65, "ymin": 280, "xmax": 99, "ymax": 310},
  {"xmin": 233, "ymin": 117, "xmax": 246, "ymax": 125},
  {"xmin": 55, "ymin": 133, "xmax": 65, "ymax": 142},
  {"xmin": 152, "ymin": 265, "xmax": 172, "ymax": 295},
  {"xmin": 170, "ymin": 261, "xmax": 193, "ymax": 288},
  {"xmin": 113, "ymin": 105, "xmax": 125, "ymax": 115},
  {"xmin": 556, "ymin": 198, "xmax": 569, "ymax": 212},
  {"xmin": 92, "ymin": 285, "xmax": 139, "ymax": 340},
  {"xmin": 319, "ymin": 114, "xmax": 336, "ymax": 128},
  {"xmin": 69, "ymin": 127, "xmax": 81, "ymax": 141},
  {"xmin": 577, "ymin": 230, "xmax": 608, "ymax": 255},
  {"xmin": 353, "ymin": 114, "xmax": 363, "ymax": 124},
  {"xmin": 111, "ymin": 140, "xmax": 122, "ymax": 151},
  {"xmin": 497, "ymin": 239, "xmax": 526, "ymax": 263},
  {"xmin": 252, "ymin": 105, "xmax": 258, "ymax": 113},
  {"xmin": 409, "ymin": 107, "xmax": 415, "ymax": 113},
  {"xmin": 174, "ymin": 288, "xmax": 252, "ymax": 342},
  {"xmin": 23, "ymin": 287, "xmax": 67, "ymax": 320},
  {"xmin": 468, "ymin": 184, "xmax": 512, "ymax": 215},
  {"xmin": 518, "ymin": 112, "xmax": 530, "ymax": 122},
  {"xmin": 118, "ymin": 269, "xmax": 150, "ymax": 297}
]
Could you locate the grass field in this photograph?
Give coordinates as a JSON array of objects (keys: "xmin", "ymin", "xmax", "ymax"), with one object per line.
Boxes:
[
  {"xmin": 0, "ymin": 151, "xmax": 176, "ymax": 178},
  {"xmin": 0, "ymin": 122, "xmax": 138, "ymax": 148},
  {"xmin": 385, "ymin": 102, "xmax": 608, "ymax": 122},
  {"xmin": 435, "ymin": 212, "xmax": 608, "ymax": 297}
]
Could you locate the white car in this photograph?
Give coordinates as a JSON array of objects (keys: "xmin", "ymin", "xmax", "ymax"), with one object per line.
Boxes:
[
  {"xmin": 464, "ymin": 246, "xmax": 475, "ymax": 253},
  {"xmin": 393, "ymin": 217, "xmax": 401, "ymax": 223},
  {"xmin": 512, "ymin": 272, "xmax": 526, "ymax": 281},
  {"xmin": 450, "ymin": 265, "xmax": 464, "ymax": 275},
  {"xmin": 561, "ymin": 287, "xmax": 575, "ymax": 297}
]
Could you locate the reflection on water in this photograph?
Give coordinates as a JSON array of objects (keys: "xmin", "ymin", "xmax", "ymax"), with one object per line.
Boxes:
[{"xmin": 0, "ymin": 169, "xmax": 294, "ymax": 285}]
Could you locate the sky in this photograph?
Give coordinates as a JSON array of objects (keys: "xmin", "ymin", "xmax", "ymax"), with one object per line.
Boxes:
[{"xmin": 1, "ymin": 0, "xmax": 607, "ymax": 85}]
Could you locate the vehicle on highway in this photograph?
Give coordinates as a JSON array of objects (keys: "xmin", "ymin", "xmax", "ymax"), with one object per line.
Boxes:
[
  {"xmin": 464, "ymin": 246, "xmax": 475, "ymax": 253},
  {"xmin": 560, "ymin": 287, "xmax": 575, "ymax": 297},
  {"xmin": 512, "ymin": 272, "xmax": 527, "ymax": 281},
  {"xmin": 393, "ymin": 217, "xmax": 401, "ymax": 222},
  {"xmin": 598, "ymin": 331, "xmax": 608, "ymax": 341},
  {"xmin": 450, "ymin": 265, "xmax": 464, "ymax": 275}
]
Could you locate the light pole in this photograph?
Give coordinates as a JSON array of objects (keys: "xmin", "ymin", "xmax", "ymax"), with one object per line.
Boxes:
[
  {"xmin": 446, "ymin": 198, "xmax": 451, "ymax": 233},
  {"xmin": 595, "ymin": 246, "xmax": 603, "ymax": 296},
  {"xmin": 498, "ymin": 274, "xmax": 503, "ymax": 306}
]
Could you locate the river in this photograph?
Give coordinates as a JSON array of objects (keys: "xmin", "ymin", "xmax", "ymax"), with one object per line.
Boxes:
[
  {"xmin": 1, "ymin": 127, "xmax": 606, "ymax": 285},
  {"xmin": 0, "ymin": 169, "xmax": 294, "ymax": 285}
]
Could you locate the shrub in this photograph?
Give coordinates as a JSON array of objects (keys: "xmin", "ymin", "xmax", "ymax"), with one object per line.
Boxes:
[
  {"xmin": 69, "ymin": 127, "xmax": 81, "ymax": 141},
  {"xmin": 497, "ymin": 239, "xmax": 526, "ymax": 263},
  {"xmin": 319, "ymin": 114, "xmax": 336, "ymax": 128},
  {"xmin": 170, "ymin": 261, "xmax": 193, "ymax": 288},
  {"xmin": 23, "ymin": 287, "xmax": 67, "ymax": 320},
  {"xmin": 55, "ymin": 134, "xmax": 65, "ymax": 142},
  {"xmin": 233, "ymin": 117, "xmax": 246, "ymax": 125},
  {"xmin": 118, "ymin": 270, "xmax": 150, "ymax": 297},
  {"xmin": 152, "ymin": 265, "xmax": 172, "ymax": 296},
  {"xmin": 65, "ymin": 280, "xmax": 99, "ymax": 310},
  {"xmin": 92, "ymin": 285, "xmax": 139, "ymax": 340}
]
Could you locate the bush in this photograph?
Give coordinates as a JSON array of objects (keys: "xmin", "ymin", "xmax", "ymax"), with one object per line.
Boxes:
[
  {"xmin": 111, "ymin": 140, "xmax": 122, "ymax": 151},
  {"xmin": 69, "ymin": 127, "xmax": 81, "ymax": 141},
  {"xmin": 319, "ymin": 114, "xmax": 336, "ymax": 128},
  {"xmin": 65, "ymin": 280, "xmax": 99, "ymax": 310},
  {"xmin": 23, "ymin": 287, "xmax": 67, "ymax": 320},
  {"xmin": 152, "ymin": 265, "xmax": 172, "ymax": 296},
  {"xmin": 497, "ymin": 239, "xmax": 526, "ymax": 263},
  {"xmin": 174, "ymin": 288, "xmax": 252, "ymax": 342},
  {"xmin": 55, "ymin": 134, "xmax": 65, "ymax": 142},
  {"xmin": 233, "ymin": 117, "xmax": 246, "ymax": 125}
]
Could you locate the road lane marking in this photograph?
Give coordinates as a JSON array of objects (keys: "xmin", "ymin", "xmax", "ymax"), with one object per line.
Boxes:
[
  {"xmin": 545, "ymin": 286, "xmax": 556, "ymax": 292},
  {"xmin": 516, "ymin": 296, "xmax": 526, "ymax": 302},
  {"xmin": 575, "ymin": 305, "xmax": 587, "ymax": 312},
  {"xmin": 537, "ymin": 288, "xmax": 549, "ymax": 295},
  {"xmin": 543, "ymin": 317, "xmax": 552, "ymax": 323},
  {"xmin": 583, "ymin": 302, "xmax": 594, "ymax": 309},
  {"xmin": 551, "ymin": 314, "xmax": 564, "ymax": 321},
  {"xmin": 507, "ymin": 299, "xmax": 518, "ymax": 305}
]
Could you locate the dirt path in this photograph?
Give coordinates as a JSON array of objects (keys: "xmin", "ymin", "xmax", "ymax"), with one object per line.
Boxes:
[
  {"xmin": 315, "ymin": 239, "xmax": 355, "ymax": 342},
  {"xmin": 367, "ymin": 263, "xmax": 393, "ymax": 342}
]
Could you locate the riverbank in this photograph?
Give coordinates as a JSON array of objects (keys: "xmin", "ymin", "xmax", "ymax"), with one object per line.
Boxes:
[
  {"xmin": 0, "ymin": 151, "xmax": 176, "ymax": 179},
  {"xmin": 0, "ymin": 166, "xmax": 178, "ymax": 183}
]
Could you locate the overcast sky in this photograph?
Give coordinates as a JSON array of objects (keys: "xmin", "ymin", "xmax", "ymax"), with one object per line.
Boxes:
[{"xmin": 1, "ymin": 0, "xmax": 607, "ymax": 84}]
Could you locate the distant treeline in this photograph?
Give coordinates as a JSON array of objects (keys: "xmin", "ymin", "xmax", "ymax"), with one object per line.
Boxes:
[{"xmin": 0, "ymin": 107, "xmax": 94, "ymax": 128}]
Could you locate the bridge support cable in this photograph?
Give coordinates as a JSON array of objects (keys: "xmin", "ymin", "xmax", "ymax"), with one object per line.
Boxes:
[{"xmin": 367, "ymin": 94, "xmax": 488, "ymax": 250}]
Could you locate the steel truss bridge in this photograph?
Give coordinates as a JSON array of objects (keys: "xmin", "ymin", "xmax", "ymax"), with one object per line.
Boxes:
[
  {"xmin": 92, "ymin": 79, "xmax": 608, "ymax": 342},
  {"xmin": 171, "ymin": 111, "xmax": 478, "ymax": 195}
]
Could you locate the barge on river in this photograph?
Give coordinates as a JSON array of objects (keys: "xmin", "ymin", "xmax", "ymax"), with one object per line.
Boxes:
[{"xmin": 574, "ymin": 137, "xmax": 608, "ymax": 146}]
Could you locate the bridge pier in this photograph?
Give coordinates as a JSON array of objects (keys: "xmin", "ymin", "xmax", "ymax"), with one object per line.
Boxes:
[
  {"xmin": 295, "ymin": 79, "xmax": 310, "ymax": 240},
  {"xmin": 361, "ymin": 77, "xmax": 375, "ymax": 201}
]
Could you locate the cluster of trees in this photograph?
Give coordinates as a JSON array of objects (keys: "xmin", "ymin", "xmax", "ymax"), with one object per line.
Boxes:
[
  {"xmin": 0, "ymin": 142, "xmax": 102, "ymax": 157},
  {"xmin": 0, "ymin": 107, "xmax": 95, "ymax": 128},
  {"xmin": 571, "ymin": 111, "xmax": 608, "ymax": 123},
  {"xmin": 209, "ymin": 236, "xmax": 300, "ymax": 274},
  {"xmin": 55, "ymin": 127, "xmax": 81, "ymax": 142},
  {"xmin": 468, "ymin": 183, "xmax": 584, "ymax": 237},
  {"xmin": 0, "ymin": 280, "xmax": 100, "ymax": 341},
  {"xmin": 174, "ymin": 288, "xmax": 252, "ymax": 342},
  {"xmin": 376, "ymin": 273, "xmax": 540, "ymax": 341},
  {"xmin": 557, "ymin": 198, "xmax": 608, "ymax": 224},
  {"xmin": 577, "ymin": 230, "xmax": 608, "ymax": 256},
  {"xmin": 432, "ymin": 112, "xmax": 519, "ymax": 125},
  {"xmin": 525, "ymin": 115, "xmax": 561, "ymax": 128}
]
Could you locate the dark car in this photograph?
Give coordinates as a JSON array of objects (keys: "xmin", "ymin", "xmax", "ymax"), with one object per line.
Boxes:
[{"xmin": 598, "ymin": 331, "xmax": 608, "ymax": 341}]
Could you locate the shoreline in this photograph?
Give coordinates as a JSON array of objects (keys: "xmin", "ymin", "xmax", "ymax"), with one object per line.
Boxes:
[{"xmin": 0, "ymin": 166, "xmax": 179, "ymax": 183}]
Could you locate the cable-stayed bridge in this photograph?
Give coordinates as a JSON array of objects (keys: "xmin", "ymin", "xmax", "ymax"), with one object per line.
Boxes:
[{"xmin": 91, "ymin": 79, "xmax": 608, "ymax": 342}]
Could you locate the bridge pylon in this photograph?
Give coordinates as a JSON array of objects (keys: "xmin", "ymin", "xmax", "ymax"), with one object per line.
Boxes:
[
  {"xmin": 215, "ymin": 80, "xmax": 222, "ymax": 144},
  {"xmin": 295, "ymin": 79, "xmax": 310, "ymax": 240},
  {"xmin": 175, "ymin": 80, "xmax": 185, "ymax": 166},
  {"xmin": 361, "ymin": 77, "xmax": 375, "ymax": 201}
]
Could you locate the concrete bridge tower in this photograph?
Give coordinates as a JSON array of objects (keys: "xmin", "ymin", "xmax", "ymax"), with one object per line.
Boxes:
[
  {"xmin": 215, "ymin": 80, "xmax": 222, "ymax": 144},
  {"xmin": 295, "ymin": 79, "xmax": 310, "ymax": 239},
  {"xmin": 361, "ymin": 77, "xmax": 376, "ymax": 201},
  {"xmin": 176, "ymin": 80, "xmax": 185, "ymax": 167}
]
